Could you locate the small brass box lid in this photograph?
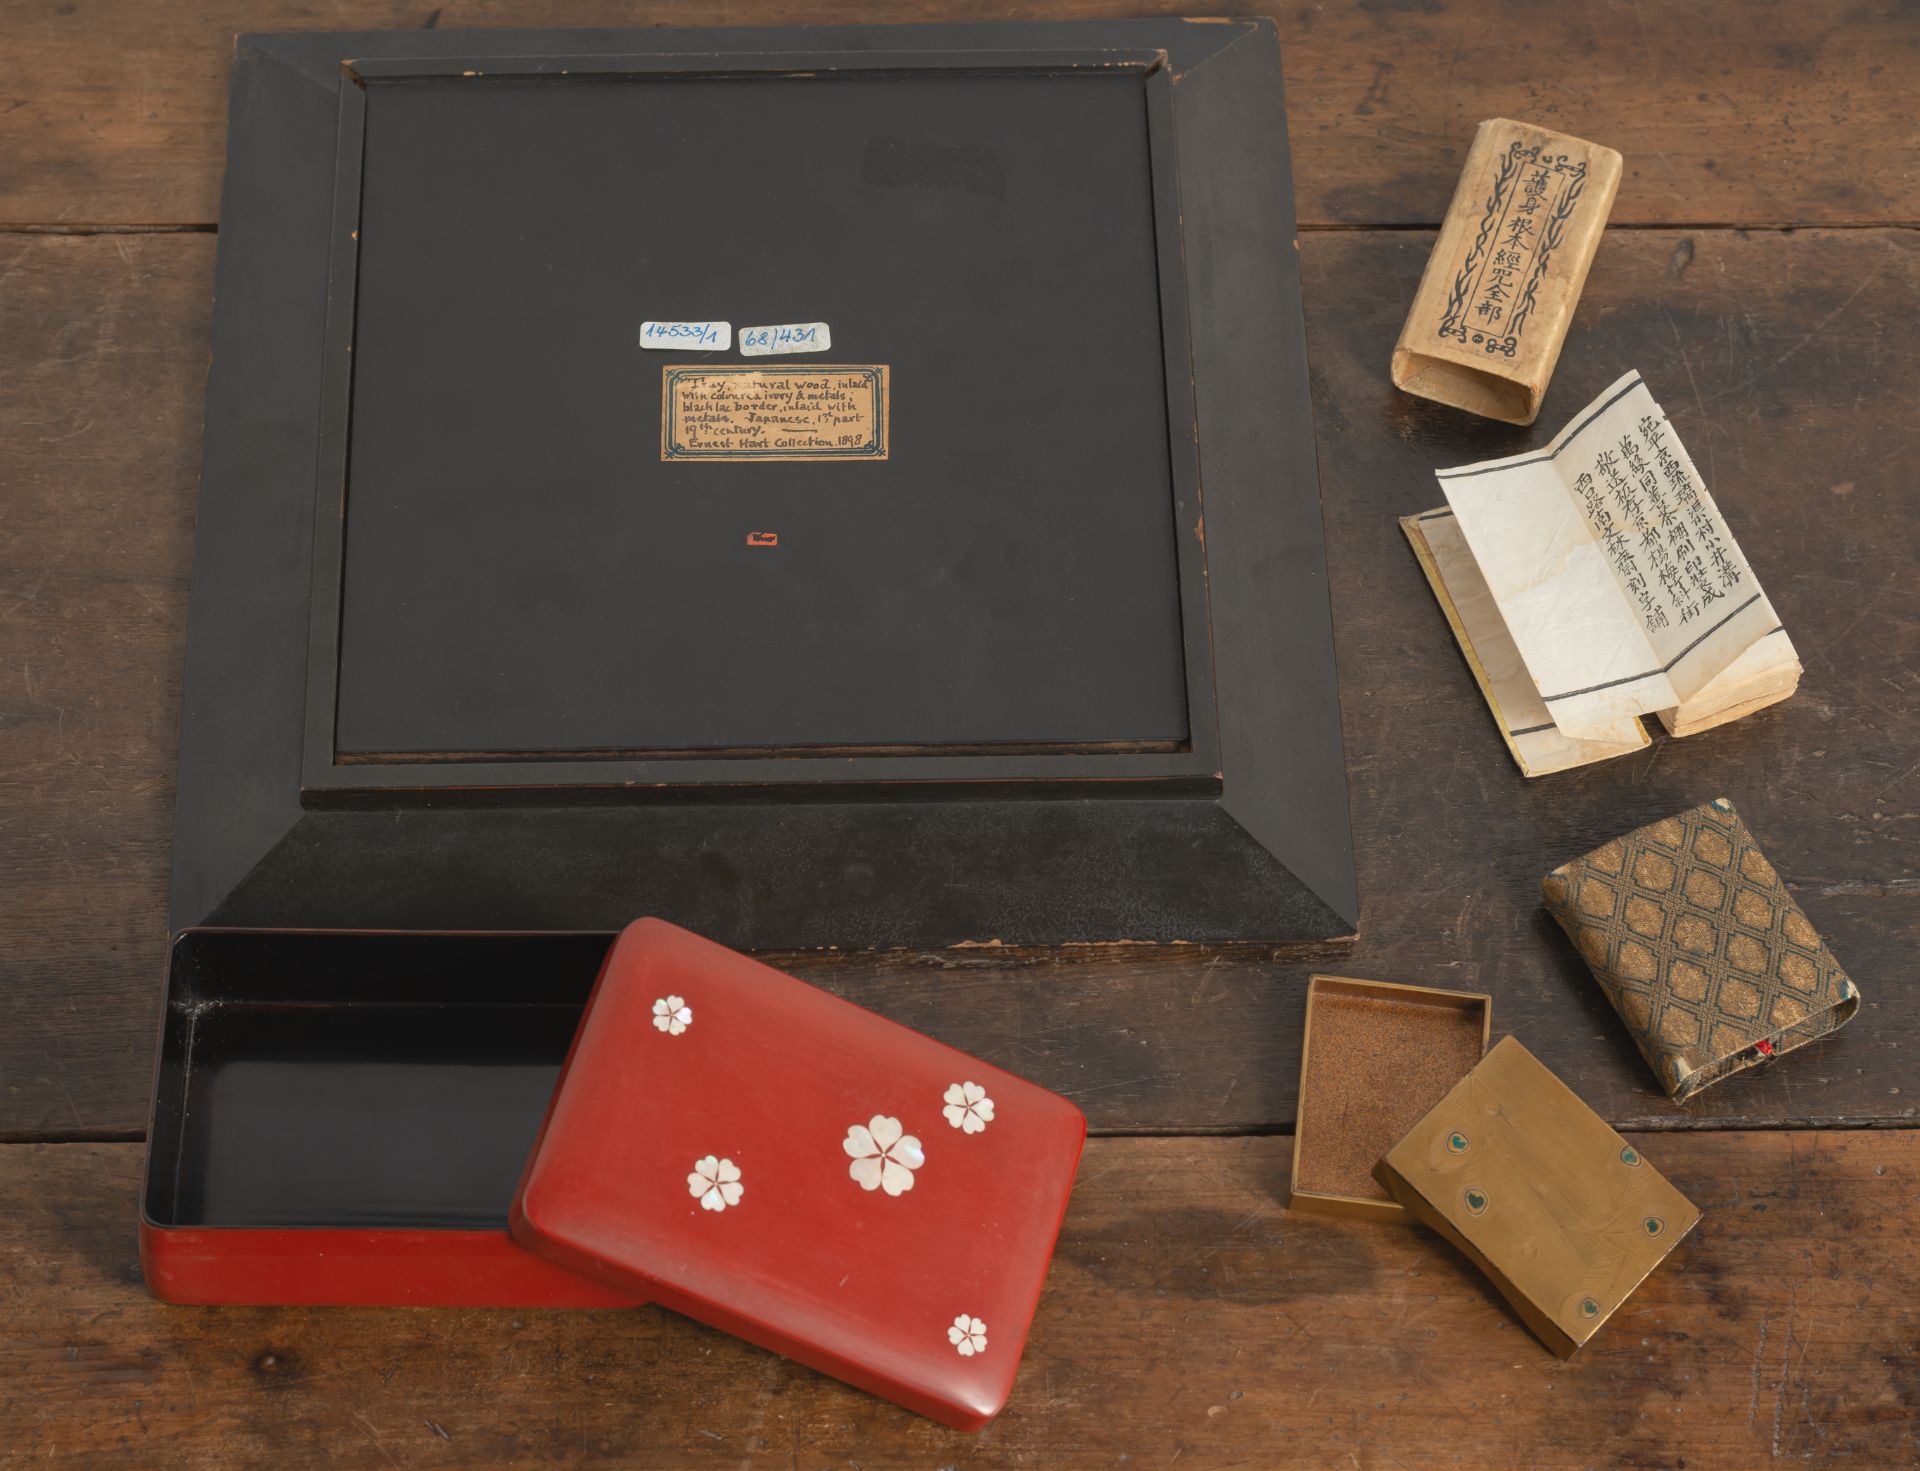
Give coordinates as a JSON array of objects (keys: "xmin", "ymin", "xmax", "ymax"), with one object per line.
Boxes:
[{"xmin": 1375, "ymin": 1037, "xmax": 1701, "ymax": 1357}]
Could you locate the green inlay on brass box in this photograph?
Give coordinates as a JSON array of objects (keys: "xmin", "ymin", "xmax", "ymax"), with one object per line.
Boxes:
[
  {"xmin": 1289, "ymin": 975, "xmax": 1491, "ymax": 1224},
  {"xmin": 1375, "ymin": 1037, "xmax": 1701, "ymax": 1357}
]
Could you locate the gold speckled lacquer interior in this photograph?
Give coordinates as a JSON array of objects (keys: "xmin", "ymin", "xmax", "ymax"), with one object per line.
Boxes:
[{"xmin": 1541, "ymin": 798, "xmax": 1860, "ymax": 1102}]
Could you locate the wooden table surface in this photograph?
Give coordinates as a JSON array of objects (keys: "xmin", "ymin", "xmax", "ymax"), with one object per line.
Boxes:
[{"xmin": 2, "ymin": 2, "xmax": 1915, "ymax": 1466}]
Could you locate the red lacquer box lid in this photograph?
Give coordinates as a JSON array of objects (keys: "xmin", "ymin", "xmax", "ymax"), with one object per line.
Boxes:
[{"xmin": 510, "ymin": 919, "xmax": 1087, "ymax": 1430}]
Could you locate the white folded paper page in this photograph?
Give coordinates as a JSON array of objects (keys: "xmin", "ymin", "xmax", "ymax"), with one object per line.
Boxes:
[
  {"xmin": 1439, "ymin": 372, "xmax": 1782, "ymax": 738},
  {"xmin": 1654, "ymin": 627, "xmax": 1801, "ymax": 735},
  {"xmin": 1402, "ymin": 510, "xmax": 1649, "ymax": 776}
]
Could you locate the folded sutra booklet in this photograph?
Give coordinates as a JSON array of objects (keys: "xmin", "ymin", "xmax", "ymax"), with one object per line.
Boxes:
[{"xmin": 1403, "ymin": 371, "xmax": 1800, "ymax": 776}]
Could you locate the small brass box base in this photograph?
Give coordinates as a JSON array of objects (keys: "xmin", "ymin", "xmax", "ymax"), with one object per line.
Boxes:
[{"xmin": 1289, "ymin": 975, "xmax": 1491, "ymax": 1223}]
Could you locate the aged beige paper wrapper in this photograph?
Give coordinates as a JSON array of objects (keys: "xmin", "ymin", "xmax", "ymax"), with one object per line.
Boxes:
[
  {"xmin": 1402, "ymin": 510, "xmax": 1648, "ymax": 776},
  {"xmin": 1391, "ymin": 118, "xmax": 1623, "ymax": 426}
]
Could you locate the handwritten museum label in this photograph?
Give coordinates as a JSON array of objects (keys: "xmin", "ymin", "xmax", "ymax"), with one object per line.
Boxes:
[
  {"xmin": 639, "ymin": 320, "xmax": 731, "ymax": 350},
  {"xmin": 661, "ymin": 365, "xmax": 889, "ymax": 462},
  {"xmin": 740, "ymin": 322, "xmax": 832, "ymax": 357}
]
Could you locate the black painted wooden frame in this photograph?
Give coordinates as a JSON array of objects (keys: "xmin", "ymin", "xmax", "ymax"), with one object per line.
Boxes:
[{"xmin": 172, "ymin": 19, "xmax": 1358, "ymax": 948}]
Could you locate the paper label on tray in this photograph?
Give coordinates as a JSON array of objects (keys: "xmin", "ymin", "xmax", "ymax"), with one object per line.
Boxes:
[
  {"xmin": 739, "ymin": 322, "xmax": 832, "ymax": 357},
  {"xmin": 661, "ymin": 365, "xmax": 889, "ymax": 462},
  {"xmin": 639, "ymin": 321, "xmax": 730, "ymax": 350}
]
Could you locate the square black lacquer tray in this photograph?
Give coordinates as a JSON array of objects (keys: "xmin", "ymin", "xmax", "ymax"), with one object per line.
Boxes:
[{"xmin": 173, "ymin": 19, "xmax": 1357, "ymax": 947}]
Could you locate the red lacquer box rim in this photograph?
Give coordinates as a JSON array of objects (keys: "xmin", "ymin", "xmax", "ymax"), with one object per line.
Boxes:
[{"xmin": 139, "ymin": 1220, "xmax": 645, "ymax": 1309}]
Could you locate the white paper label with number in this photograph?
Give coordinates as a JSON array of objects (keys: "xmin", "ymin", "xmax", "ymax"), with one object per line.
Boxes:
[
  {"xmin": 739, "ymin": 323, "xmax": 831, "ymax": 357},
  {"xmin": 639, "ymin": 321, "xmax": 731, "ymax": 350}
]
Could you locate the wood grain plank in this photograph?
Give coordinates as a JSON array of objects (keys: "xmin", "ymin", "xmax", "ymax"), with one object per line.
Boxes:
[
  {"xmin": 2, "ymin": 227, "xmax": 1915, "ymax": 1138},
  {"xmin": 1, "ymin": 1133, "xmax": 1912, "ymax": 1467},
  {"xmin": 0, "ymin": 0, "xmax": 1914, "ymax": 228},
  {"xmin": 0, "ymin": 232, "xmax": 207, "ymax": 1138}
]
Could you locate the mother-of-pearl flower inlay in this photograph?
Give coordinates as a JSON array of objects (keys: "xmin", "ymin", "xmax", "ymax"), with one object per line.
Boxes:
[
  {"xmin": 687, "ymin": 1155, "xmax": 742, "ymax": 1212},
  {"xmin": 652, "ymin": 995, "xmax": 693, "ymax": 1036},
  {"xmin": 843, "ymin": 1115, "xmax": 924, "ymax": 1196},
  {"xmin": 942, "ymin": 1081, "xmax": 995, "ymax": 1134},
  {"xmin": 948, "ymin": 1315, "xmax": 988, "ymax": 1357}
]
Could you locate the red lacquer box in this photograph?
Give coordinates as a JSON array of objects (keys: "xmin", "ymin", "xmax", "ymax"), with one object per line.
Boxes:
[
  {"xmin": 141, "ymin": 923, "xmax": 1085, "ymax": 1428},
  {"xmin": 512, "ymin": 920, "xmax": 1088, "ymax": 1430}
]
